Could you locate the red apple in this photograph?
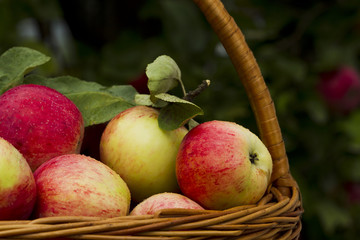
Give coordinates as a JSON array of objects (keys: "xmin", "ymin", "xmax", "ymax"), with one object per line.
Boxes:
[
  {"xmin": 0, "ymin": 84, "xmax": 84, "ymax": 171},
  {"xmin": 176, "ymin": 120, "xmax": 273, "ymax": 210},
  {"xmin": 318, "ymin": 66, "xmax": 360, "ymax": 113},
  {"xmin": 100, "ymin": 106, "xmax": 188, "ymax": 203},
  {"xmin": 33, "ymin": 154, "xmax": 131, "ymax": 218},
  {"xmin": 0, "ymin": 137, "xmax": 36, "ymax": 220},
  {"xmin": 130, "ymin": 192, "xmax": 204, "ymax": 216}
]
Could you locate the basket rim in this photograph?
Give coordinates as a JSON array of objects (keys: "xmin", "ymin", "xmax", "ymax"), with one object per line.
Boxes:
[{"xmin": 0, "ymin": 187, "xmax": 303, "ymax": 239}]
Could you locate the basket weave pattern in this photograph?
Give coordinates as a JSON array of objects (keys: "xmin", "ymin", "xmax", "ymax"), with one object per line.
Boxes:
[{"xmin": 0, "ymin": 0, "xmax": 303, "ymax": 239}]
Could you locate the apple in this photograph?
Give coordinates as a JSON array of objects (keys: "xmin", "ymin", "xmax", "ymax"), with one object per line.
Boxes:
[
  {"xmin": 100, "ymin": 106, "xmax": 188, "ymax": 203},
  {"xmin": 33, "ymin": 154, "xmax": 131, "ymax": 218},
  {"xmin": 0, "ymin": 84, "xmax": 84, "ymax": 171},
  {"xmin": 130, "ymin": 192, "xmax": 204, "ymax": 216},
  {"xmin": 0, "ymin": 137, "xmax": 36, "ymax": 220},
  {"xmin": 176, "ymin": 120, "xmax": 273, "ymax": 210},
  {"xmin": 317, "ymin": 66, "xmax": 360, "ymax": 114}
]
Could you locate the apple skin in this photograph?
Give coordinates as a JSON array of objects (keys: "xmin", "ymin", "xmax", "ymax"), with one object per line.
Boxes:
[
  {"xmin": 0, "ymin": 137, "xmax": 36, "ymax": 220},
  {"xmin": 0, "ymin": 84, "xmax": 84, "ymax": 171},
  {"xmin": 130, "ymin": 192, "xmax": 204, "ymax": 216},
  {"xmin": 33, "ymin": 154, "xmax": 131, "ymax": 218},
  {"xmin": 176, "ymin": 120, "xmax": 273, "ymax": 210},
  {"xmin": 100, "ymin": 106, "xmax": 188, "ymax": 203}
]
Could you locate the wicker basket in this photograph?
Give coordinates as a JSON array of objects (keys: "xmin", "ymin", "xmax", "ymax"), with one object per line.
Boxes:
[{"xmin": 0, "ymin": 0, "xmax": 303, "ymax": 239}]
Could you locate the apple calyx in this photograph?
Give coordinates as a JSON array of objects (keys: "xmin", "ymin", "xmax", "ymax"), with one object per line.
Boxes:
[{"xmin": 249, "ymin": 152, "xmax": 259, "ymax": 164}]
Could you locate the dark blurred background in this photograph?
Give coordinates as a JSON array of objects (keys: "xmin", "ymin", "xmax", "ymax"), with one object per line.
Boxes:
[{"xmin": 1, "ymin": 0, "xmax": 360, "ymax": 238}]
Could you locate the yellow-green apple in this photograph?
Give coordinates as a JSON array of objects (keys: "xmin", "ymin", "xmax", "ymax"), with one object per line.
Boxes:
[
  {"xmin": 130, "ymin": 192, "xmax": 204, "ymax": 216},
  {"xmin": 0, "ymin": 84, "xmax": 84, "ymax": 171},
  {"xmin": 100, "ymin": 106, "xmax": 188, "ymax": 203},
  {"xmin": 176, "ymin": 120, "xmax": 273, "ymax": 210},
  {"xmin": 33, "ymin": 154, "xmax": 131, "ymax": 218},
  {"xmin": 0, "ymin": 137, "xmax": 36, "ymax": 220}
]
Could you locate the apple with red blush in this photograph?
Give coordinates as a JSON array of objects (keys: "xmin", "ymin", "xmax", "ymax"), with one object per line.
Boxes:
[
  {"xmin": 130, "ymin": 192, "xmax": 204, "ymax": 216},
  {"xmin": 100, "ymin": 106, "xmax": 188, "ymax": 203},
  {"xmin": 33, "ymin": 154, "xmax": 131, "ymax": 218},
  {"xmin": 0, "ymin": 84, "xmax": 84, "ymax": 171},
  {"xmin": 176, "ymin": 120, "xmax": 273, "ymax": 210},
  {"xmin": 0, "ymin": 137, "xmax": 36, "ymax": 220}
]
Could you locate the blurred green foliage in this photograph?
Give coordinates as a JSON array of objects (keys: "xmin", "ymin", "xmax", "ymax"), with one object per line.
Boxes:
[{"xmin": 1, "ymin": 0, "xmax": 360, "ymax": 238}]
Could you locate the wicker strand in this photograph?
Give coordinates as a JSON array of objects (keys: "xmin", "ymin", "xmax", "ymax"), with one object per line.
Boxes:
[{"xmin": 162, "ymin": 205, "xmax": 271, "ymax": 231}]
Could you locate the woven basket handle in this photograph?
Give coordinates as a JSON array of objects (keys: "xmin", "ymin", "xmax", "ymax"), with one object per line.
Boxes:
[{"xmin": 193, "ymin": 0, "xmax": 296, "ymax": 192}]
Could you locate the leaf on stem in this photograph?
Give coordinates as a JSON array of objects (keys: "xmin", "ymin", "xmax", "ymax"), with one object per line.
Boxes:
[
  {"xmin": 0, "ymin": 47, "xmax": 50, "ymax": 94},
  {"xmin": 139, "ymin": 55, "xmax": 207, "ymax": 130},
  {"xmin": 155, "ymin": 93, "xmax": 203, "ymax": 130},
  {"xmin": 146, "ymin": 55, "xmax": 185, "ymax": 98},
  {"xmin": 135, "ymin": 94, "xmax": 168, "ymax": 108}
]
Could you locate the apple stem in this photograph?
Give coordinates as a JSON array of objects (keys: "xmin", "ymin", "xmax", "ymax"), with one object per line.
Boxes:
[{"xmin": 183, "ymin": 80, "xmax": 211, "ymax": 102}]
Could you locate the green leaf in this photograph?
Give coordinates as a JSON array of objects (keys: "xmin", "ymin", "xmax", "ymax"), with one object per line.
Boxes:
[
  {"xmin": 135, "ymin": 94, "xmax": 153, "ymax": 106},
  {"xmin": 135, "ymin": 94, "xmax": 167, "ymax": 108},
  {"xmin": 66, "ymin": 92, "xmax": 134, "ymax": 127},
  {"xmin": 24, "ymin": 75, "xmax": 137, "ymax": 103},
  {"xmin": 146, "ymin": 55, "xmax": 184, "ymax": 97},
  {"xmin": 0, "ymin": 47, "xmax": 50, "ymax": 94},
  {"xmin": 155, "ymin": 93, "xmax": 203, "ymax": 130},
  {"xmin": 24, "ymin": 75, "xmax": 137, "ymax": 126},
  {"xmin": 105, "ymin": 85, "xmax": 138, "ymax": 104},
  {"xmin": 155, "ymin": 93, "xmax": 197, "ymax": 105}
]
